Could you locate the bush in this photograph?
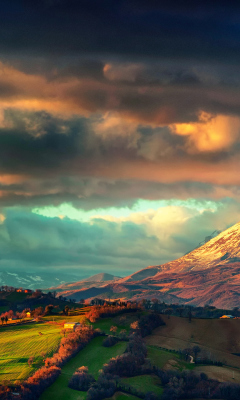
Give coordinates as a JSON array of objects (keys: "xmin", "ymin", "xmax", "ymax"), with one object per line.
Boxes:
[
  {"xmin": 102, "ymin": 336, "xmax": 119, "ymax": 347},
  {"xmin": 86, "ymin": 373, "xmax": 116, "ymax": 400},
  {"xmin": 103, "ymin": 335, "xmax": 147, "ymax": 377},
  {"xmin": 68, "ymin": 366, "xmax": 96, "ymax": 391},
  {"xmin": 137, "ymin": 313, "xmax": 165, "ymax": 337}
]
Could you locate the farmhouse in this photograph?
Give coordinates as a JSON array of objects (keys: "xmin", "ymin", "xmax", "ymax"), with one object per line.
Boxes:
[
  {"xmin": 220, "ymin": 315, "xmax": 234, "ymax": 319},
  {"xmin": 64, "ymin": 322, "xmax": 80, "ymax": 330},
  {"xmin": 26, "ymin": 312, "xmax": 31, "ymax": 318}
]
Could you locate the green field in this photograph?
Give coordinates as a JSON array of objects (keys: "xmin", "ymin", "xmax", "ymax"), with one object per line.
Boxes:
[
  {"xmin": 121, "ymin": 375, "xmax": 163, "ymax": 397},
  {"xmin": 147, "ymin": 345, "xmax": 195, "ymax": 371},
  {"xmin": 40, "ymin": 336, "xmax": 127, "ymax": 400},
  {"xmin": 0, "ymin": 322, "xmax": 62, "ymax": 383},
  {"xmin": 92, "ymin": 312, "xmax": 141, "ymax": 334}
]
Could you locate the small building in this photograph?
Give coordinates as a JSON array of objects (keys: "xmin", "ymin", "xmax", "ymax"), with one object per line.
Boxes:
[
  {"xmin": 24, "ymin": 289, "xmax": 32, "ymax": 294},
  {"xmin": 220, "ymin": 315, "xmax": 234, "ymax": 319},
  {"xmin": 64, "ymin": 322, "xmax": 80, "ymax": 330},
  {"xmin": 16, "ymin": 289, "xmax": 23, "ymax": 293},
  {"xmin": 26, "ymin": 312, "xmax": 31, "ymax": 318}
]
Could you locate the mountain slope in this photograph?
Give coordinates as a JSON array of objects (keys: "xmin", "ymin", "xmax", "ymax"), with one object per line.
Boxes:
[
  {"xmin": 159, "ymin": 221, "xmax": 240, "ymax": 273},
  {"xmin": 52, "ymin": 272, "xmax": 120, "ymax": 299},
  {"xmin": 98, "ymin": 222, "xmax": 240, "ymax": 307}
]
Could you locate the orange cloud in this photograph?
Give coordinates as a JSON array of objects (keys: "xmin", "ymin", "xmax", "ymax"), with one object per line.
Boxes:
[
  {"xmin": 0, "ymin": 174, "xmax": 27, "ymax": 184},
  {"xmin": 171, "ymin": 113, "xmax": 240, "ymax": 153}
]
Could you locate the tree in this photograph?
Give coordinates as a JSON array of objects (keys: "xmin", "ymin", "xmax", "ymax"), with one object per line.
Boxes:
[
  {"xmin": 110, "ymin": 326, "xmax": 118, "ymax": 335},
  {"xmin": 188, "ymin": 307, "xmax": 192, "ymax": 323},
  {"xmin": 4, "ymin": 315, "xmax": 8, "ymax": 324},
  {"xmin": 33, "ymin": 306, "xmax": 44, "ymax": 317},
  {"xmin": 130, "ymin": 321, "xmax": 139, "ymax": 330},
  {"xmin": 61, "ymin": 328, "xmax": 67, "ymax": 337},
  {"xmin": 192, "ymin": 345, "xmax": 201, "ymax": 362},
  {"xmin": 119, "ymin": 329, "xmax": 127, "ymax": 339},
  {"xmin": 1, "ymin": 315, "xmax": 4, "ymax": 325},
  {"xmin": 28, "ymin": 356, "xmax": 34, "ymax": 367},
  {"xmin": 151, "ymin": 298, "xmax": 159, "ymax": 311},
  {"xmin": 64, "ymin": 305, "xmax": 70, "ymax": 316},
  {"xmin": 177, "ymin": 307, "xmax": 184, "ymax": 317},
  {"xmin": 45, "ymin": 305, "xmax": 54, "ymax": 315}
]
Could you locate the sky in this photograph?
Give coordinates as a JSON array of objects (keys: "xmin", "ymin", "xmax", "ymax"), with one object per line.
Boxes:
[{"xmin": 1, "ymin": 1, "xmax": 240, "ymax": 278}]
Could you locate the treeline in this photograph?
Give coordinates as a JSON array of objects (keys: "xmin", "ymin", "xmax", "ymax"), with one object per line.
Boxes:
[
  {"xmin": 140, "ymin": 299, "xmax": 240, "ymax": 319},
  {"xmin": 86, "ymin": 303, "xmax": 140, "ymax": 323}
]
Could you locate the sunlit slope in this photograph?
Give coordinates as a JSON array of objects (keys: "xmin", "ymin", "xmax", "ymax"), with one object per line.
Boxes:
[{"xmin": 159, "ymin": 221, "xmax": 240, "ymax": 273}]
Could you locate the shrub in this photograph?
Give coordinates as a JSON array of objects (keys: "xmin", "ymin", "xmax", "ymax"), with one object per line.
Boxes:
[
  {"xmin": 68, "ymin": 366, "xmax": 96, "ymax": 391},
  {"xmin": 102, "ymin": 336, "xmax": 119, "ymax": 347},
  {"xmin": 86, "ymin": 373, "xmax": 116, "ymax": 400}
]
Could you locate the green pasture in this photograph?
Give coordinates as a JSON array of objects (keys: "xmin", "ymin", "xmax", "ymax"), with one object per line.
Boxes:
[
  {"xmin": 0, "ymin": 322, "xmax": 62, "ymax": 383},
  {"xmin": 121, "ymin": 375, "xmax": 163, "ymax": 397},
  {"xmin": 147, "ymin": 345, "xmax": 195, "ymax": 371},
  {"xmin": 92, "ymin": 312, "xmax": 141, "ymax": 334},
  {"xmin": 40, "ymin": 336, "xmax": 127, "ymax": 400}
]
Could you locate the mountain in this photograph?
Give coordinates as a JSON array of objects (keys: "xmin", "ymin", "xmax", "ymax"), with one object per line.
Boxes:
[
  {"xmin": 81, "ymin": 273, "xmax": 120, "ymax": 283},
  {"xmin": 64, "ymin": 222, "xmax": 240, "ymax": 308},
  {"xmin": 51, "ymin": 272, "xmax": 121, "ymax": 300}
]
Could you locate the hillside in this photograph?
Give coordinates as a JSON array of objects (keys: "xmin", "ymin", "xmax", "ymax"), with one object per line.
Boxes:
[
  {"xmin": 145, "ymin": 315, "xmax": 240, "ymax": 369},
  {"xmin": 52, "ymin": 272, "xmax": 121, "ymax": 300}
]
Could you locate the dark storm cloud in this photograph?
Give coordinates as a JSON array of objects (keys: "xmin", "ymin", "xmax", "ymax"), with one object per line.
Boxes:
[
  {"xmin": 0, "ymin": 209, "xmax": 161, "ymax": 272},
  {"xmin": 0, "ymin": 110, "xmax": 239, "ymax": 209},
  {"xmin": 0, "ymin": 178, "xmax": 218, "ymax": 209},
  {"xmin": 0, "ymin": 1, "xmax": 240, "ymax": 63},
  {"xmin": 0, "ymin": 110, "xmax": 234, "ymax": 178},
  {"xmin": 0, "ymin": 199, "xmax": 240, "ymax": 274}
]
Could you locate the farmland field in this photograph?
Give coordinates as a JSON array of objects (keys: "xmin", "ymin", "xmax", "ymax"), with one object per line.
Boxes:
[
  {"xmin": 92, "ymin": 312, "xmax": 141, "ymax": 334},
  {"xmin": 0, "ymin": 322, "xmax": 62, "ymax": 383}
]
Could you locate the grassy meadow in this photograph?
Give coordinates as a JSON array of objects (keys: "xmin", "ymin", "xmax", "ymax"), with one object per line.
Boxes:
[
  {"xmin": 121, "ymin": 375, "xmax": 163, "ymax": 397},
  {"xmin": 40, "ymin": 336, "xmax": 127, "ymax": 400}
]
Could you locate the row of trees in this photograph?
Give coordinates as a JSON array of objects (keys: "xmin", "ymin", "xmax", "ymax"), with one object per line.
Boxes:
[
  {"xmin": 0, "ymin": 302, "xmax": 75, "ymax": 325},
  {"xmin": 140, "ymin": 299, "xmax": 240, "ymax": 319},
  {"xmin": 0, "ymin": 309, "xmax": 30, "ymax": 324},
  {"xmin": 86, "ymin": 303, "xmax": 140, "ymax": 323}
]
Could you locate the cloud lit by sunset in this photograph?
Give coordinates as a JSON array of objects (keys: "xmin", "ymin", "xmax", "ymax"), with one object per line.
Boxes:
[{"xmin": 0, "ymin": 1, "xmax": 240, "ymax": 279}]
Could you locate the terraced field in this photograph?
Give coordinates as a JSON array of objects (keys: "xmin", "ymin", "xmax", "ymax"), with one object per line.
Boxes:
[{"xmin": 0, "ymin": 322, "xmax": 62, "ymax": 383}]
